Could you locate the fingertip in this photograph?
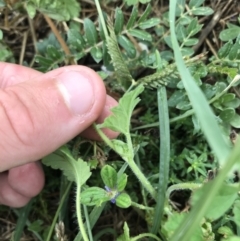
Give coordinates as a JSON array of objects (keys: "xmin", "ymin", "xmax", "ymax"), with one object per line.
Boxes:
[
  {"xmin": 81, "ymin": 95, "xmax": 119, "ymax": 140},
  {"xmin": 8, "ymin": 162, "xmax": 45, "ymax": 198}
]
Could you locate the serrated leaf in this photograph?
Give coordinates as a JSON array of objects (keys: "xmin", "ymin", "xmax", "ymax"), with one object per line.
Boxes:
[
  {"xmin": 114, "ymin": 8, "xmax": 124, "ymax": 34},
  {"xmin": 116, "ymin": 193, "xmax": 131, "ymax": 208},
  {"xmin": 84, "ymin": 18, "xmax": 98, "ymax": 45},
  {"xmin": 128, "ymin": 29, "xmax": 152, "ymax": 41},
  {"xmin": 139, "ymin": 18, "xmax": 160, "ymax": 29},
  {"xmin": 106, "ymin": 23, "xmax": 133, "ymax": 84},
  {"xmin": 81, "ymin": 187, "xmax": 110, "ymax": 206},
  {"xmin": 42, "ymin": 145, "xmax": 91, "ymax": 184},
  {"xmin": 126, "ymin": 6, "xmax": 138, "ymax": 29},
  {"xmin": 101, "ymin": 165, "xmax": 117, "ymax": 189},
  {"xmin": 38, "ymin": 0, "xmax": 80, "ymax": 21},
  {"xmin": 98, "ymin": 85, "xmax": 144, "ymax": 135}
]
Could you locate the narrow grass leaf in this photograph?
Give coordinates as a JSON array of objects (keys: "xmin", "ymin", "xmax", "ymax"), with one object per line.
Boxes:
[
  {"xmin": 151, "ymin": 86, "xmax": 170, "ymax": 235},
  {"xmin": 169, "ymin": 0, "xmax": 230, "ymax": 166},
  {"xmin": 13, "ymin": 199, "xmax": 34, "ymax": 241}
]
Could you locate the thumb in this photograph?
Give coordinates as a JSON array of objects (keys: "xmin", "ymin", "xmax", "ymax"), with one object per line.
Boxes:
[{"xmin": 0, "ymin": 65, "xmax": 106, "ymax": 171}]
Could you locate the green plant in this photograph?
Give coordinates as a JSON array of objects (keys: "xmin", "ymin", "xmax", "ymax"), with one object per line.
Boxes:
[{"xmin": 2, "ymin": 0, "xmax": 240, "ymax": 240}]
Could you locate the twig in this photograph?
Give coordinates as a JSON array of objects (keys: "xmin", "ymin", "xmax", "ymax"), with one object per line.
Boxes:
[{"xmin": 43, "ymin": 14, "xmax": 76, "ymax": 65}]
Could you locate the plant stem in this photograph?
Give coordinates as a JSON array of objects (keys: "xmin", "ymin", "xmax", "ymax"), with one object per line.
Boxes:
[
  {"xmin": 131, "ymin": 201, "xmax": 153, "ymax": 210},
  {"xmin": 83, "ymin": 205, "xmax": 93, "ymax": 241},
  {"xmin": 45, "ymin": 182, "xmax": 72, "ymax": 241},
  {"xmin": 93, "ymin": 124, "xmax": 157, "ymax": 200},
  {"xmin": 95, "ymin": 0, "xmax": 108, "ymax": 38},
  {"xmin": 127, "ymin": 159, "xmax": 157, "ymax": 200},
  {"xmin": 131, "ymin": 233, "xmax": 162, "ymax": 241},
  {"xmin": 76, "ymin": 182, "xmax": 89, "ymax": 241}
]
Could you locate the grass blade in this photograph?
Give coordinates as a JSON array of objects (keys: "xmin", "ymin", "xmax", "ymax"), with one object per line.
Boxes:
[
  {"xmin": 151, "ymin": 86, "xmax": 170, "ymax": 235},
  {"xmin": 13, "ymin": 199, "xmax": 34, "ymax": 241},
  {"xmin": 169, "ymin": 0, "xmax": 230, "ymax": 166}
]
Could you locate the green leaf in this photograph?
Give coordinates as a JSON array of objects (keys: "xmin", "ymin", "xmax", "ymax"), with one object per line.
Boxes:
[
  {"xmin": 25, "ymin": 2, "xmax": 37, "ymax": 19},
  {"xmin": 189, "ymin": 0, "xmax": 204, "ymax": 8},
  {"xmin": 106, "ymin": 24, "xmax": 133, "ymax": 84},
  {"xmin": 126, "ymin": 6, "xmax": 138, "ymax": 29},
  {"xmin": 191, "ymin": 183, "xmax": 238, "ymax": 220},
  {"xmin": 116, "ymin": 193, "xmax": 131, "ymax": 208},
  {"xmin": 228, "ymin": 42, "xmax": 240, "ymax": 60},
  {"xmin": 98, "ymin": 85, "xmax": 144, "ymax": 135},
  {"xmin": 230, "ymin": 114, "xmax": 240, "ymax": 128},
  {"xmin": 128, "ymin": 29, "xmax": 152, "ymax": 41},
  {"xmin": 162, "ymin": 212, "xmax": 202, "ymax": 240},
  {"xmin": 117, "ymin": 222, "xmax": 131, "ymax": 241},
  {"xmin": 90, "ymin": 46, "xmax": 103, "ymax": 63},
  {"xmin": 118, "ymin": 35, "xmax": 136, "ymax": 58},
  {"xmin": 139, "ymin": 18, "xmax": 160, "ymax": 29},
  {"xmin": 67, "ymin": 28, "xmax": 85, "ymax": 51},
  {"xmin": 124, "ymin": 0, "xmax": 138, "ymax": 6},
  {"xmin": 111, "ymin": 140, "xmax": 130, "ymax": 159},
  {"xmin": 218, "ymin": 41, "xmax": 233, "ymax": 57},
  {"xmin": 186, "ymin": 18, "xmax": 202, "ymax": 36},
  {"xmin": 233, "ymin": 200, "xmax": 240, "ymax": 227},
  {"xmin": 114, "ymin": 8, "xmax": 124, "ymax": 34},
  {"xmin": 219, "ymin": 108, "xmax": 235, "ymax": 122},
  {"xmin": 138, "ymin": 4, "xmax": 152, "ymax": 23},
  {"xmin": 84, "ymin": 18, "xmax": 98, "ymax": 45},
  {"xmin": 37, "ymin": 0, "xmax": 81, "ymax": 21},
  {"xmin": 42, "ymin": 145, "xmax": 91, "ymax": 184},
  {"xmin": 183, "ymin": 38, "xmax": 198, "ymax": 46},
  {"xmin": 191, "ymin": 7, "xmax": 214, "ymax": 16},
  {"xmin": 117, "ymin": 173, "xmax": 128, "ymax": 192},
  {"xmin": 81, "ymin": 187, "xmax": 110, "ymax": 206},
  {"xmin": 220, "ymin": 27, "xmax": 240, "ymax": 41},
  {"xmin": 101, "ymin": 165, "xmax": 118, "ymax": 189}
]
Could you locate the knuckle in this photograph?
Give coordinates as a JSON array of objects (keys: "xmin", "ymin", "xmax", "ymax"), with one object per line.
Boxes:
[{"xmin": 0, "ymin": 87, "xmax": 39, "ymax": 147}]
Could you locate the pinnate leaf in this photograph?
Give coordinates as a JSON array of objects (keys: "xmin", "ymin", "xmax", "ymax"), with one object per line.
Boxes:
[
  {"xmin": 98, "ymin": 85, "xmax": 144, "ymax": 135},
  {"xmin": 42, "ymin": 145, "xmax": 91, "ymax": 185}
]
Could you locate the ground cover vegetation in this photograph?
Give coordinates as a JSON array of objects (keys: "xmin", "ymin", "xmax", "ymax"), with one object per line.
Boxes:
[{"xmin": 1, "ymin": 0, "xmax": 240, "ymax": 240}]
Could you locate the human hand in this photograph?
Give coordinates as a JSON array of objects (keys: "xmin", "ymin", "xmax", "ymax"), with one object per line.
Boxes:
[{"xmin": 0, "ymin": 63, "xmax": 118, "ymax": 207}]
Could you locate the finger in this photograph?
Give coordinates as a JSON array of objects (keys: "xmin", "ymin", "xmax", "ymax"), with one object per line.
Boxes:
[
  {"xmin": 0, "ymin": 172, "xmax": 31, "ymax": 207},
  {"xmin": 81, "ymin": 95, "xmax": 119, "ymax": 140},
  {"xmin": 0, "ymin": 65, "xmax": 106, "ymax": 171},
  {"xmin": 0, "ymin": 62, "xmax": 43, "ymax": 87},
  {"xmin": 8, "ymin": 162, "xmax": 45, "ymax": 198},
  {"xmin": 0, "ymin": 62, "xmax": 118, "ymax": 140}
]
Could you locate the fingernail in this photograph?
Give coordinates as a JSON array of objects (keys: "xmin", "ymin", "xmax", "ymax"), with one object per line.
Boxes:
[{"xmin": 57, "ymin": 71, "xmax": 94, "ymax": 116}]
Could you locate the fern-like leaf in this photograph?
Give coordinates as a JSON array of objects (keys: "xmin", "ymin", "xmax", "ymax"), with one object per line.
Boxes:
[{"xmin": 106, "ymin": 23, "xmax": 133, "ymax": 84}]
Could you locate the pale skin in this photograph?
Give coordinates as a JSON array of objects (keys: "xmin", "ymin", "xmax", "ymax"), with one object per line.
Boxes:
[{"xmin": 0, "ymin": 63, "xmax": 118, "ymax": 208}]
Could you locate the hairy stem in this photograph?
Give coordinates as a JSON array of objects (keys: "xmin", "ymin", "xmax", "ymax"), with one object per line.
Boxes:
[
  {"xmin": 93, "ymin": 124, "xmax": 157, "ymax": 200},
  {"xmin": 76, "ymin": 182, "xmax": 89, "ymax": 241}
]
